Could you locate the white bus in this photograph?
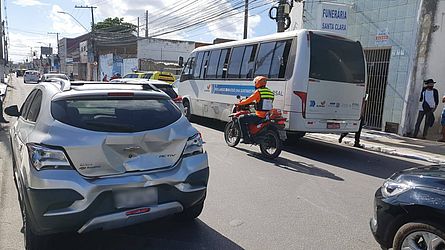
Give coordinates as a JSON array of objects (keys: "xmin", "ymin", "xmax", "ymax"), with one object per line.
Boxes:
[{"xmin": 176, "ymin": 29, "xmax": 367, "ymax": 139}]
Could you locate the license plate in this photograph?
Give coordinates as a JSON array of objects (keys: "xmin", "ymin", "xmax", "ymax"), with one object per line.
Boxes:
[
  {"xmin": 114, "ymin": 187, "xmax": 158, "ymax": 209},
  {"xmin": 327, "ymin": 123, "xmax": 341, "ymax": 129}
]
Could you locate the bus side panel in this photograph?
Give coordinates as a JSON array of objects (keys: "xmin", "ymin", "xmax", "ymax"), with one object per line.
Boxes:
[{"xmin": 284, "ymin": 33, "xmax": 310, "ymax": 131}]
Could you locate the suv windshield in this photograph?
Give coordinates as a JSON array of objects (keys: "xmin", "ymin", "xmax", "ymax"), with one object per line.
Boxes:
[
  {"xmin": 52, "ymin": 97, "xmax": 181, "ymax": 132},
  {"xmin": 309, "ymin": 33, "xmax": 365, "ymax": 84}
]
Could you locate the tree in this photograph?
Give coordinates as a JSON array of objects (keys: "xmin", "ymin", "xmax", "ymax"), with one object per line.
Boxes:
[{"xmin": 94, "ymin": 17, "xmax": 137, "ymax": 33}]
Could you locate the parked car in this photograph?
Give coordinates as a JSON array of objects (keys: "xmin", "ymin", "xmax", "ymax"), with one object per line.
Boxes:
[
  {"xmin": 123, "ymin": 71, "xmax": 176, "ymax": 84},
  {"xmin": 111, "ymin": 79, "xmax": 184, "ymax": 113},
  {"xmin": 370, "ymin": 165, "xmax": 445, "ymax": 250},
  {"xmin": 6, "ymin": 80, "xmax": 209, "ymax": 249},
  {"xmin": 38, "ymin": 73, "xmax": 69, "ymax": 82},
  {"xmin": 23, "ymin": 70, "xmax": 40, "ymax": 83}
]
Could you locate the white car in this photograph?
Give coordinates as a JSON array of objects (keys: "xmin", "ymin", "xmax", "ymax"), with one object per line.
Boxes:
[
  {"xmin": 39, "ymin": 73, "xmax": 69, "ymax": 82},
  {"xmin": 23, "ymin": 70, "xmax": 40, "ymax": 83}
]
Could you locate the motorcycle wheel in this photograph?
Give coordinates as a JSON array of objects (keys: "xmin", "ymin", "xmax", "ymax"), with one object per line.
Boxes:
[
  {"xmin": 224, "ymin": 121, "xmax": 241, "ymax": 147},
  {"xmin": 259, "ymin": 130, "xmax": 282, "ymax": 159}
]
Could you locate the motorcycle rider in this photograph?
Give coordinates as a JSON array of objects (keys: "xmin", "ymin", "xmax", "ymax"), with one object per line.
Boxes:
[{"xmin": 237, "ymin": 76, "xmax": 275, "ymax": 143}]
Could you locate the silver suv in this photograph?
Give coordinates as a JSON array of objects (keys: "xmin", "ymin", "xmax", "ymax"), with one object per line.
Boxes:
[{"xmin": 5, "ymin": 81, "xmax": 209, "ymax": 249}]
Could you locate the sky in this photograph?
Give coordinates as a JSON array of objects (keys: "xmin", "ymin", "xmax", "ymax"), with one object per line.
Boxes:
[{"xmin": 7, "ymin": 0, "xmax": 278, "ymax": 62}]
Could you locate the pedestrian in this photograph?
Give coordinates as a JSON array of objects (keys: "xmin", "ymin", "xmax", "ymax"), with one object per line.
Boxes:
[
  {"xmin": 339, "ymin": 94, "xmax": 368, "ymax": 148},
  {"xmin": 439, "ymin": 95, "xmax": 445, "ymax": 142},
  {"xmin": 102, "ymin": 74, "xmax": 108, "ymax": 82},
  {"xmin": 413, "ymin": 79, "xmax": 439, "ymax": 139}
]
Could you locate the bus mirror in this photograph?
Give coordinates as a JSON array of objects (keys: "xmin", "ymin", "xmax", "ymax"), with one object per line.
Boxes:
[{"xmin": 178, "ymin": 56, "xmax": 184, "ymax": 67}]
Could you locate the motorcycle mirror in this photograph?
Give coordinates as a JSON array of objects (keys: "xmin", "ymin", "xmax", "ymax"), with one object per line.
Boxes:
[{"xmin": 236, "ymin": 95, "xmax": 241, "ymax": 100}]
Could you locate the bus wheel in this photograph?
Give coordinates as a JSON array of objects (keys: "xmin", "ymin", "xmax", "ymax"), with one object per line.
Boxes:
[{"xmin": 183, "ymin": 99, "xmax": 193, "ymax": 121}]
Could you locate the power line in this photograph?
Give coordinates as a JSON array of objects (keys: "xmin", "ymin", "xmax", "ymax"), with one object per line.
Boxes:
[{"xmin": 149, "ymin": 0, "xmax": 269, "ymax": 38}]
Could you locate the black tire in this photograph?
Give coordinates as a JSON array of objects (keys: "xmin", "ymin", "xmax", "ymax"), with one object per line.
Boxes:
[
  {"xmin": 177, "ymin": 201, "xmax": 204, "ymax": 221},
  {"xmin": 259, "ymin": 130, "xmax": 282, "ymax": 159},
  {"xmin": 393, "ymin": 222, "xmax": 445, "ymax": 250},
  {"xmin": 224, "ymin": 121, "xmax": 241, "ymax": 147},
  {"xmin": 22, "ymin": 202, "xmax": 48, "ymax": 250},
  {"xmin": 183, "ymin": 99, "xmax": 193, "ymax": 121}
]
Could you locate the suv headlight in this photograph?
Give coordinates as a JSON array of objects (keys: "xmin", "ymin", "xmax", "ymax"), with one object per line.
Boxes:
[
  {"xmin": 27, "ymin": 143, "xmax": 72, "ymax": 170},
  {"xmin": 381, "ymin": 179, "xmax": 413, "ymax": 198},
  {"xmin": 183, "ymin": 133, "xmax": 203, "ymax": 157}
]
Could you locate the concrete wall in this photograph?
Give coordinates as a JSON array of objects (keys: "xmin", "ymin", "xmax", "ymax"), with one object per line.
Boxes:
[
  {"xmin": 404, "ymin": 0, "xmax": 444, "ymax": 139},
  {"xmin": 137, "ymin": 38, "xmax": 195, "ymax": 63}
]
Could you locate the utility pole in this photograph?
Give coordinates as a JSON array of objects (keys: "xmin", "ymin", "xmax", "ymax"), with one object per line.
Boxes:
[
  {"xmin": 145, "ymin": 10, "xmax": 148, "ymax": 38},
  {"xmin": 243, "ymin": 0, "xmax": 248, "ymax": 39},
  {"xmin": 137, "ymin": 17, "xmax": 140, "ymax": 37},
  {"xmin": 277, "ymin": 0, "xmax": 286, "ymax": 32},
  {"xmin": 48, "ymin": 32, "xmax": 60, "ymax": 54},
  {"xmin": 269, "ymin": 0, "xmax": 293, "ymax": 33},
  {"xmin": 75, "ymin": 5, "xmax": 97, "ymax": 80},
  {"xmin": 75, "ymin": 5, "xmax": 97, "ymax": 30}
]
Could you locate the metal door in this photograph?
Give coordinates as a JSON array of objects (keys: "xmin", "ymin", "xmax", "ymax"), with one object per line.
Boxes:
[{"xmin": 363, "ymin": 48, "xmax": 391, "ymax": 129}]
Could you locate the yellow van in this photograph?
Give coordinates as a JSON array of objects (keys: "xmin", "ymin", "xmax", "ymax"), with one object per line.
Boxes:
[{"xmin": 123, "ymin": 71, "xmax": 176, "ymax": 84}]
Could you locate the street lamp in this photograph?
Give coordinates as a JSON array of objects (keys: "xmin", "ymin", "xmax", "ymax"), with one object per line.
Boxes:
[{"xmin": 57, "ymin": 11, "xmax": 89, "ymax": 32}]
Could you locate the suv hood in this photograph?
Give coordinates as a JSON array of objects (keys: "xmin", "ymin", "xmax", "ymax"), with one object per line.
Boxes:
[
  {"xmin": 392, "ymin": 165, "xmax": 445, "ymax": 190},
  {"xmin": 44, "ymin": 117, "xmax": 197, "ymax": 177}
]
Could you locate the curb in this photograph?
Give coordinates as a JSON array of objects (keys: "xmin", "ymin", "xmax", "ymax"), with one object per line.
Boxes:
[{"xmin": 306, "ymin": 134, "xmax": 445, "ymax": 164}]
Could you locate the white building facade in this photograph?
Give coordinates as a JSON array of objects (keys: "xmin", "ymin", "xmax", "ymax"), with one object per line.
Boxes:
[
  {"xmin": 137, "ymin": 38, "xmax": 196, "ymax": 63},
  {"xmin": 292, "ymin": 0, "xmax": 444, "ymax": 139}
]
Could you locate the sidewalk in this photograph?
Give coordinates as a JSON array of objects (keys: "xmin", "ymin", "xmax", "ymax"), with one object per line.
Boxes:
[{"xmin": 306, "ymin": 129, "xmax": 445, "ymax": 164}]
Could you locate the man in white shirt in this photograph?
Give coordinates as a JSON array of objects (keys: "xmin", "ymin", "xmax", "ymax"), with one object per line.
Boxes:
[{"xmin": 413, "ymin": 79, "xmax": 439, "ymax": 139}]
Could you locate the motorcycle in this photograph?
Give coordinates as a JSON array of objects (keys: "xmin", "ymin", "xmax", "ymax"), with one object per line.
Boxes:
[{"xmin": 224, "ymin": 97, "xmax": 287, "ymax": 159}]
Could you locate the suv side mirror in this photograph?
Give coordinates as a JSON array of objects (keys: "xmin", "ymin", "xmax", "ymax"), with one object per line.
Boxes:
[{"xmin": 5, "ymin": 105, "xmax": 20, "ymax": 117}]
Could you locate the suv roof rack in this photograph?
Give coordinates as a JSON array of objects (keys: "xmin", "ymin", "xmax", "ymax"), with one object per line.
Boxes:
[
  {"xmin": 46, "ymin": 78, "xmax": 71, "ymax": 91},
  {"xmin": 68, "ymin": 81, "xmax": 158, "ymax": 92}
]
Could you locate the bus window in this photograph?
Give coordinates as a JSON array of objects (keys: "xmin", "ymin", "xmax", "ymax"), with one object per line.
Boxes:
[
  {"xmin": 193, "ymin": 52, "xmax": 204, "ymax": 79},
  {"xmin": 217, "ymin": 48, "xmax": 230, "ymax": 79},
  {"xmin": 228, "ymin": 46, "xmax": 245, "ymax": 78},
  {"xmin": 206, "ymin": 50, "xmax": 221, "ymax": 79},
  {"xmin": 201, "ymin": 51, "xmax": 210, "ymax": 79},
  {"xmin": 240, "ymin": 44, "xmax": 257, "ymax": 79},
  {"xmin": 254, "ymin": 42, "xmax": 275, "ymax": 77},
  {"xmin": 309, "ymin": 33, "xmax": 365, "ymax": 83},
  {"xmin": 270, "ymin": 40, "xmax": 292, "ymax": 78}
]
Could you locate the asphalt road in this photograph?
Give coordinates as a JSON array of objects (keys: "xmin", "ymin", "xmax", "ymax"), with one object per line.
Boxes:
[{"xmin": 0, "ymin": 76, "xmax": 427, "ymax": 250}]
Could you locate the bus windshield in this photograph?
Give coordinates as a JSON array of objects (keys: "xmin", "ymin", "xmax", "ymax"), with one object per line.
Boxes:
[{"xmin": 309, "ymin": 33, "xmax": 365, "ymax": 84}]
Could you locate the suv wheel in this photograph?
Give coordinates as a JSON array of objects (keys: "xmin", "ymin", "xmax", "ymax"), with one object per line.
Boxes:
[
  {"xmin": 393, "ymin": 222, "xmax": 445, "ymax": 250},
  {"xmin": 178, "ymin": 201, "xmax": 204, "ymax": 221},
  {"xmin": 22, "ymin": 202, "xmax": 47, "ymax": 250}
]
